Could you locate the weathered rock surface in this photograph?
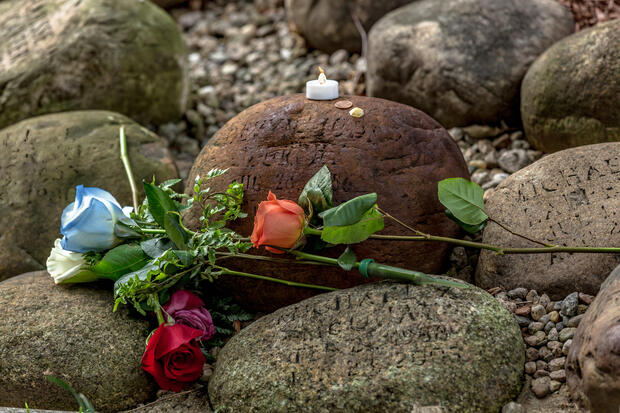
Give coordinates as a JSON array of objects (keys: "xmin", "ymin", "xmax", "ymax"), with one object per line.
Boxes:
[
  {"xmin": 567, "ymin": 264, "xmax": 620, "ymax": 412},
  {"xmin": 522, "ymin": 20, "xmax": 620, "ymax": 153},
  {"xmin": 0, "ymin": 0, "xmax": 188, "ymax": 129},
  {"xmin": 209, "ymin": 281, "xmax": 524, "ymax": 412},
  {"xmin": 0, "ymin": 271, "xmax": 156, "ymax": 411},
  {"xmin": 476, "ymin": 143, "xmax": 620, "ymax": 298},
  {"xmin": 0, "ymin": 111, "xmax": 178, "ymax": 281},
  {"xmin": 286, "ymin": 0, "xmax": 413, "ymax": 53},
  {"xmin": 367, "ymin": 0, "xmax": 574, "ymax": 128},
  {"xmin": 185, "ymin": 94, "xmax": 469, "ymax": 311}
]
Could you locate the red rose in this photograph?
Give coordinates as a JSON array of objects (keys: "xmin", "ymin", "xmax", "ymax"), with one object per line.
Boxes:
[
  {"xmin": 251, "ymin": 191, "xmax": 305, "ymax": 254},
  {"xmin": 141, "ymin": 323, "xmax": 205, "ymax": 391}
]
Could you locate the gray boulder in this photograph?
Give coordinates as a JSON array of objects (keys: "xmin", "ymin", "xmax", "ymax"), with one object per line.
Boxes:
[
  {"xmin": 0, "ymin": 271, "xmax": 156, "ymax": 411},
  {"xmin": 476, "ymin": 143, "xmax": 620, "ymax": 298},
  {"xmin": 367, "ymin": 0, "xmax": 574, "ymax": 128},
  {"xmin": 209, "ymin": 281, "xmax": 524, "ymax": 412},
  {"xmin": 286, "ymin": 0, "xmax": 413, "ymax": 53},
  {"xmin": 0, "ymin": 0, "xmax": 188, "ymax": 129},
  {"xmin": 0, "ymin": 111, "xmax": 178, "ymax": 281},
  {"xmin": 522, "ymin": 20, "xmax": 620, "ymax": 153}
]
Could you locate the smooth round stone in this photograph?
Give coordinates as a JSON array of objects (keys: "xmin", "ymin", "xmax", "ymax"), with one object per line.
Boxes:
[
  {"xmin": 567, "ymin": 264, "xmax": 620, "ymax": 412},
  {"xmin": 209, "ymin": 282, "xmax": 524, "ymax": 412},
  {"xmin": 0, "ymin": 271, "xmax": 156, "ymax": 410},
  {"xmin": 531, "ymin": 304, "xmax": 546, "ymax": 321},
  {"xmin": 521, "ymin": 20, "xmax": 620, "ymax": 153},
  {"xmin": 367, "ymin": 0, "xmax": 573, "ymax": 127},
  {"xmin": 0, "ymin": 0, "xmax": 188, "ymax": 129},
  {"xmin": 0, "ymin": 111, "xmax": 178, "ymax": 281},
  {"xmin": 531, "ymin": 377, "xmax": 551, "ymax": 398},
  {"xmin": 559, "ymin": 328, "xmax": 576, "ymax": 343},
  {"xmin": 185, "ymin": 94, "xmax": 469, "ymax": 312},
  {"xmin": 476, "ymin": 143, "xmax": 620, "ymax": 299},
  {"xmin": 524, "ymin": 361, "xmax": 537, "ymax": 375}
]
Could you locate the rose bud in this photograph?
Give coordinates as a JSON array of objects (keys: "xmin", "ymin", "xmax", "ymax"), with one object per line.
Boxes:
[
  {"xmin": 60, "ymin": 185, "xmax": 134, "ymax": 253},
  {"xmin": 46, "ymin": 238, "xmax": 98, "ymax": 284},
  {"xmin": 141, "ymin": 323, "xmax": 205, "ymax": 392},
  {"xmin": 251, "ymin": 191, "xmax": 305, "ymax": 254},
  {"xmin": 163, "ymin": 290, "xmax": 215, "ymax": 342}
]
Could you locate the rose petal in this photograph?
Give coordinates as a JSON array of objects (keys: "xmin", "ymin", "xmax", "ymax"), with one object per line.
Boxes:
[{"xmin": 163, "ymin": 290, "xmax": 205, "ymax": 314}]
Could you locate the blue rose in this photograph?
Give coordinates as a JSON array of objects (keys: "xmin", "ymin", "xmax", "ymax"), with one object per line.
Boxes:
[{"xmin": 60, "ymin": 185, "xmax": 134, "ymax": 253}]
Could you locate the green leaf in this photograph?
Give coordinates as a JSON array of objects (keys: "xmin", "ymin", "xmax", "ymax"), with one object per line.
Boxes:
[
  {"xmin": 140, "ymin": 238, "xmax": 174, "ymax": 258},
  {"xmin": 46, "ymin": 376, "xmax": 95, "ymax": 413},
  {"xmin": 321, "ymin": 207, "xmax": 384, "ymax": 244},
  {"xmin": 143, "ymin": 181, "xmax": 179, "ymax": 228},
  {"xmin": 173, "ymin": 250, "xmax": 195, "ymax": 266},
  {"xmin": 113, "ymin": 264, "xmax": 158, "ymax": 297},
  {"xmin": 164, "ymin": 211, "xmax": 188, "ymax": 250},
  {"xmin": 93, "ymin": 244, "xmax": 150, "ymax": 281},
  {"xmin": 437, "ymin": 178, "xmax": 488, "ymax": 225},
  {"xmin": 445, "ymin": 209, "xmax": 488, "ymax": 234},
  {"xmin": 319, "ymin": 193, "xmax": 377, "ymax": 227},
  {"xmin": 337, "ymin": 246, "xmax": 357, "ymax": 271},
  {"xmin": 298, "ymin": 165, "xmax": 333, "ymax": 216}
]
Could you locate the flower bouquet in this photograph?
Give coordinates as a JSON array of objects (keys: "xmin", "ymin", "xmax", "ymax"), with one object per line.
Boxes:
[{"xmin": 46, "ymin": 129, "xmax": 619, "ymax": 392}]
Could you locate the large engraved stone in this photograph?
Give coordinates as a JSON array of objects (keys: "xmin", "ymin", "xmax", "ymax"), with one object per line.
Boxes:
[
  {"xmin": 209, "ymin": 281, "xmax": 525, "ymax": 412},
  {"xmin": 367, "ymin": 0, "xmax": 574, "ymax": 128},
  {"xmin": 0, "ymin": 271, "xmax": 156, "ymax": 411},
  {"xmin": 185, "ymin": 94, "xmax": 469, "ymax": 312},
  {"xmin": 286, "ymin": 0, "xmax": 413, "ymax": 53},
  {"xmin": 0, "ymin": 111, "xmax": 178, "ymax": 281},
  {"xmin": 567, "ymin": 264, "xmax": 620, "ymax": 413},
  {"xmin": 0, "ymin": 0, "xmax": 188, "ymax": 129},
  {"xmin": 476, "ymin": 143, "xmax": 620, "ymax": 298},
  {"xmin": 522, "ymin": 20, "xmax": 620, "ymax": 153}
]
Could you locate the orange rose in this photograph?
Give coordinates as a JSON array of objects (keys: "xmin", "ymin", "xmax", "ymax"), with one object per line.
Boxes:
[{"xmin": 251, "ymin": 191, "xmax": 305, "ymax": 254}]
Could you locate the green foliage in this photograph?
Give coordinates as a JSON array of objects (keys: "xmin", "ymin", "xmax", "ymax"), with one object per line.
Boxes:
[
  {"xmin": 337, "ymin": 246, "xmax": 357, "ymax": 271},
  {"xmin": 298, "ymin": 165, "xmax": 333, "ymax": 219},
  {"xmin": 205, "ymin": 296, "xmax": 254, "ymax": 351},
  {"xmin": 192, "ymin": 170, "xmax": 247, "ymax": 230},
  {"xmin": 92, "ymin": 244, "xmax": 150, "ymax": 282},
  {"xmin": 321, "ymin": 207, "xmax": 384, "ymax": 244},
  {"xmin": 46, "ymin": 376, "xmax": 95, "ymax": 413},
  {"xmin": 445, "ymin": 209, "xmax": 488, "ymax": 234},
  {"xmin": 438, "ymin": 178, "xmax": 488, "ymax": 225},
  {"xmin": 319, "ymin": 193, "xmax": 378, "ymax": 227}
]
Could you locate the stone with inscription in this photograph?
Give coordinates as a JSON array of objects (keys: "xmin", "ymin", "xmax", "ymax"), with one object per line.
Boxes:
[
  {"xmin": 0, "ymin": 111, "xmax": 178, "ymax": 281},
  {"xmin": 521, "ymin": 20, "xmax": 620, "ymax": 153},
  {"xmin": 476, "ymin": 143, "xmax": 620, "ymax": 298},
  {"xmin": 566, "ymin": 264, "xmax": 620, "ymax": 413},
  {"xmin": 209, "ymin": 281, "xmax": 525, "ymax": 412},
  {"xmin": 286, "ymin": 0, "xmax": 413, "ymax": 53},
  {"xmin": 0, "ymin": 0, "xmax": 188, "ymax": 130},
  {"xmin": 185, "ymin": 94, "xmax": 469, "ymax": 312},
  {"xmin": 366, "ymin": 0, "xmax": 574, "ymax": 128},
  {"xmin": 0, "ymin": 271, "xmax": 156, "ymax": 410}
]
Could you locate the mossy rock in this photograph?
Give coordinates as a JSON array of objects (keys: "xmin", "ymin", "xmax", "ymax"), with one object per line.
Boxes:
[
  {"xmin": 209, "ymin": 281, "xmax": 525, "ymax": 412},
  {"xmin": 0, "ymin": 0, "xmax": 188, "ymax": 129},
  {"xmin": 0, "ymin": 110, "xmax": 178, "ymax": 281}
]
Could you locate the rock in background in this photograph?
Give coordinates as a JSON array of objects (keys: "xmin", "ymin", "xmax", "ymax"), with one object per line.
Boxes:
[
  {"xmin": 209, "ymin": 281, "xmax": 524, "ymax": 412},
  {"xmin": 0, "ymin": 0, "xmax": 189, "ymax": 130},
  {"xmin": 185, "ymin": 94, "xmax": 469, "ymax": 312},
  {"xmin": 285, "ymin": 0, "xmax": 413, "ymax": 53},
  {"xmin": 0, "ymin": 111, "xmax": 178, "ymax": 281},
  {"xmin": 567, "ymin": 264, "xmax": 620, "ymax": 412},
  {"xmin": 521, "ymin": 20, "xmax": 620, "ymax": 153},
  {"xmin": 476, "ymin": 143, "xmax": 620, "ymax": 298},
  {"xmin": 0, "ymin": 271, "xmax": 157, "ymax": 411},
  {"xmin": 366, "ymin": 0, "xmax": 574, "ymax": 128}
]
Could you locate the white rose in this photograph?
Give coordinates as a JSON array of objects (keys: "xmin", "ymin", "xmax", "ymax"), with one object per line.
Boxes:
[{"xmin": 46, "ymin": 239, "xmax": 98, "ymax": 284}]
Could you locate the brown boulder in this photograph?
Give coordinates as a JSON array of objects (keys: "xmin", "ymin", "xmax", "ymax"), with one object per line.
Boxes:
[
  {"xmin": 566, "ymin": 264, "xmax": 620, "ymax": 412},
  {"xmin": 476, "ymin": 143, "xmax": 620, "ymax": 298},
  {"xmin": 185, "ymin": 94, "xmax": 469, "ymax": 312}
]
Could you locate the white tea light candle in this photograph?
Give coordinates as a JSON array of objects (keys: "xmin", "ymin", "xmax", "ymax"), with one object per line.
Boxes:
[{"xmin": 306, "ymin": 67, "xmax": 339, "ymax": 100}]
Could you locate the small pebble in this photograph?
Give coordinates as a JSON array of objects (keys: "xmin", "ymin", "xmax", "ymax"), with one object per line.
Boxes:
[
  {"xmin": 578, "ymin": 304, "xmax": 588, "ymax": 314},
  {"xmin": 544, "ymin": 321, "xmax": 555, "ymax": 333},
  {"xmin": 545, "ymin": 301, "xmax": 556, "ymax": 313},
  {"xmin": 539, "ymin": 346, "xmax": 554, "ymax": 362},
  {"xmin": 349, "ymin": 107, "xmax": 364, "ymax": 117},
  {"xmin": 531, "ymin": 377, "xmax": 551, "ymax": 398},
  {"xmin": 550, "ymin": 369, "xmax": 566, "ymax": 382},
  {"xmin": 528, "ymin": 322, "xmax": 545, "ymax": 334},
  {"xmin": 515, "ymin": 305, "xmax": 531, "ymax": 316},
  {"xmin": 536, "ymin": 360, "xmax": 548, "ymax": 371},
  {"xmin": 559, "ymin": 327, "xmax": 576, "ymax": 342},
  {"xmin": 539, "ymin": 294, "xmax": 551, "ymax": 309},
  {"xmin": 549, "ymin": 380, "xmax": 562, "ymax": 392},
  {"xmin": 525, "ymin": 331, "xmax": 547, "ymax": 347},
  {"xmin": 547, "ymin": 341, "xmax": 563, "ymax": 357},
  {"xmin": 548, "ymin": 357, "xmax": 566, "ymax": 371},
  {"xmin": 568, "ymin": 314, "xmax": 584, "ymax": 328},
  {"xmin": 526, "ymin": 290, "xmax": 539, "ymax": 304},
  {"xmin": 531, "ymin": 304, "xmax": 546, "ymax": 321},
  {"xmin": 524, "ymin": 361, "xmax": 537, "ymax": 374},
  {"xmin": 538, "ymin": 314, "xmax": 550, "ymax": 325},
  {"xmin": 578, "ymin": 293, "xmax": 594, "ymax": 305},
  {"xmin": 556, "ymin": 322, "xmax": 565, "ymax": 332},
  {"xmin": 553, "ymin": 301, "xmax": 562, "ymax": 311},
  {"xmin": 534, "ymin": 369, "xmax": 549, "ymax": 378},
  {"xmin": 515, "ymin": 315, "xmax": 531, "ymax": 328},
  {"xmin": 526, "ymin": 347, "xmax": 539, "ymax": 361},
  {"xmin": 548, "ymin": 311, "xmax": 560, "ymax": 323},
  {"xmin": 508, "ymin": 287, "xmax": 528, "ymax": 300},
  {"xmin": 334, "ymin": 100, "xmax": 352, "ymax": 109},
  {"xmin": 562, "ymin": 339, "xmax": 572, "ymax": 356},
  {"xmin": 561, "ymin": 292, "xmax": 579, "ymax": 316},
  {"xmin": 547, "ymin": 328, "xmax": 559, "ymax": 341}
]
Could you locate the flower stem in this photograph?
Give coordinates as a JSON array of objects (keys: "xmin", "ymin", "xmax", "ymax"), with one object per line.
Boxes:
[
  {"xmin": 119, "ymin": 127, "xmax": 139, "ymax": 212},
  {"xmin": 213, "ymin": 265, "xmax": 337, "ymax": 291}
]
